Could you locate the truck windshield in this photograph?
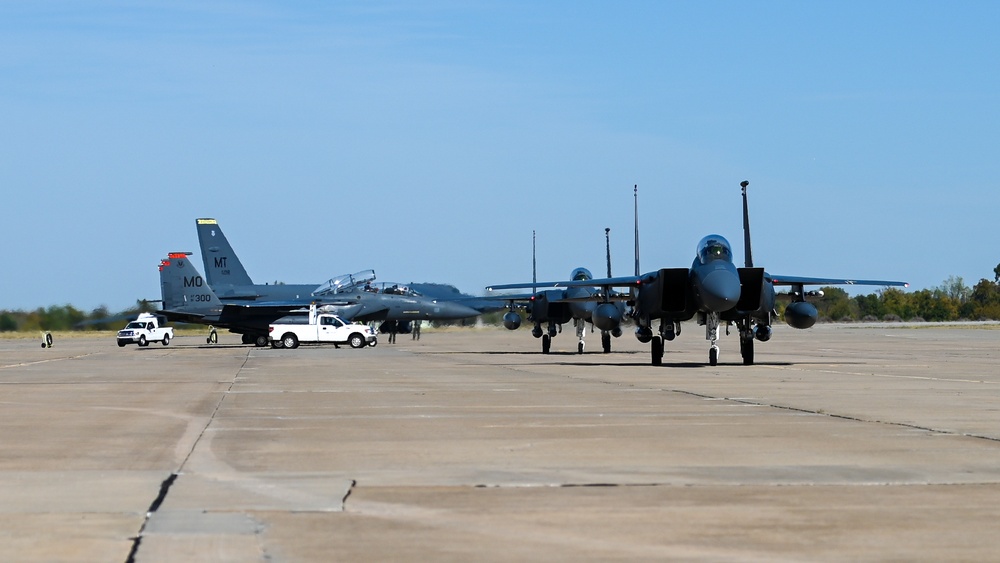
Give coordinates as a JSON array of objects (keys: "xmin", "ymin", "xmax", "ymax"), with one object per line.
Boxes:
[{"xmin": 125, "ymin": 322, "xmax": 145, "ymax": 329}]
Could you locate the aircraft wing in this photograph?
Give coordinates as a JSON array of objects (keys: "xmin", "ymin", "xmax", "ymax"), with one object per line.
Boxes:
[
  {"xmin": 486, "ymin": 275, "xmax": 643, "ymax": 292},
  {"xmin": 770, "ymin": 275, "xmax": 908, "ymax": 288}
]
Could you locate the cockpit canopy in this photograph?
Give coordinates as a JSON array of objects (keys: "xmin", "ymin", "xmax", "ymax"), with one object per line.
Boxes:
[
  {"xmin": 312, "ymin": 270, "xmax": 377, "ymax": 296},
  {"xmin": 571, "ymin": 267, "xmax": 593, "ymax": 281},
  {"xmin": 696, "ymin": 235, "xmax": 732, "ymax": 265}
]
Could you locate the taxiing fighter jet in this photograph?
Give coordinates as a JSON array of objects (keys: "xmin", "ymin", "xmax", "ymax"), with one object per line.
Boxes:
[
  {"xmin": 489, "ymin": 182, "xmax": 908, "ymax": 366},
  {"xmin": 490, "ymin": 229, "xmax": 627, "ymax": 354}
]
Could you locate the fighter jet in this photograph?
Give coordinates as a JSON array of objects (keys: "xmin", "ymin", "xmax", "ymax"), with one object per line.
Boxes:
[
  {"xmin": 488, "ymin": 182, "xmax": 908, "ymax": 366},
  {"xmin": 490, "ymin": 229, "xmax": 627, "ymax": 354},
  {"xmin": 156, "ymin": 252, "xmax": 366, "ymax": 345},
  {"xmin": 195, "ymin": 218, "xmax": 481, "ymax": 333}
]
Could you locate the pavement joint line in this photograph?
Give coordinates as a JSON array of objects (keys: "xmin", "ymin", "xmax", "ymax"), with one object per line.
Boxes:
[
  {"xmin": 125, "ymin": 347, "xmax": 252, "ymax": 563},
  {"xmin": 0, "ymin": 352, "xmax": 100, "ymax": 369}
]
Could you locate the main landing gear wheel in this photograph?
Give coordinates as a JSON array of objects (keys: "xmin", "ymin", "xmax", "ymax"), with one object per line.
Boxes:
[
  {"xmin": 651, "ymin": 336, "xmax": 663, "ymax": 366},
  {"xmin": 601, "ymin": 332, "xmax": 611, "ymax": 354},
  {"xmin": 577, "ymin": 341, "xmax": 584, "ymax": 354},
  {"xmin": 542, "ymin": 334, "xmax": 551, "ymax": 354},
  {"xmin": 709, "ymin": 345, "xmax": 719, "ymax": 366},
  {"xmin": 740, "ymin": 337, "xmax": 754, "ymax": 365}
]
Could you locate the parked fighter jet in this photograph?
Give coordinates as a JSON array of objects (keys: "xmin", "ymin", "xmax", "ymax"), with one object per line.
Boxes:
[
  {"xmin": 490, "ymin": 229, "xmax": 627, "ymax": 354},
  {"xmin": 195, "ymin": 218, "xmax": 482, "ymax": 332},
  {"xmin": 157, "ymin": 252, "xmax": 365, "ymax": 345},
  {"xmin": 488, "ymin": 182, "xmax": 908, "ymax": 366}
]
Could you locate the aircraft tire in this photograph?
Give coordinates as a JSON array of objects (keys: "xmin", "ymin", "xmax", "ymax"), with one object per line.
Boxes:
[
  {"xmin": 741, "ymin": 337, "xmax": 754, "ymax": 365},
  {"xmin": 161, "ymin": 334, "xmax": 170, "ymax": 346},
  {"xmin": 602, "ymin": 332, "xmax": 611, "ymax": 354},
  {"xmin": 577, "ymin": 341, "xmax": 584, "ymax": 354},
  {"xmin": 542, "ymin": 334, "xmax": 551, "ymax": 354},
  {"xmin": 709, "ymin": 346, "xmax": 719, "ymax": 366},
  {"xmin": 281, "ymin": 333, "xmax": 299, "ymax": 349},
  {"xmin": 349, "ymin": 333, "xmax": 366, "ymax": 349},
  {"xmin": 651, "ymin": 336, "xmax": 663, "ymax": 366}
]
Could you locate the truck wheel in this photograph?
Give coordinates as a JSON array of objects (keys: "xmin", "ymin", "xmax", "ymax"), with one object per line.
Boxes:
[
  {"xmin": 138, "ymin": 335, "xmax": 148, "ymax": 347},
  {"xmin": 349, "ymin": 333, "xmax": 366, "ymax": 349},
  {"xmin": 255, "ymin": 335, "xmax": 269, "ymax": 347},
  {"xmin": 161, "ymin": 334, "xmax": 170, "ymax": 346},
  {"xmin": 282, "ymin": 333, "xmax": 299, "ymax": 349},
  {"xmin": 271, "ymin": 339, "xmax": 284, "ymax": 349}
]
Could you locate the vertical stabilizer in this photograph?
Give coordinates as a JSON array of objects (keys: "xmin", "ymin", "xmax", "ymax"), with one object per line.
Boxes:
[
  {"xmin": 633, "ymin": 185, "xmax": 640, "ymax": 276},
  {"xmin": 532, "ymin": 230, "xmax": 537, "ymax": 294},
  {"xmin": 605, "ymin": 228, "xmax": 612, "ymax": 278},
  {"xmin": 196, "ymin": 218, "xmax": 255, "ymax": 287},
  {"xmin": 159, "ymin": 252, "xmax": 223, "ymax": 310},
  {"xmin": 740, "ymin": 181, "xmax": 754, "ymax": 268}
]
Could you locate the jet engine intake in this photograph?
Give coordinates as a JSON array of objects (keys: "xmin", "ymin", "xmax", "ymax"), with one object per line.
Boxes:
[{"xmin": 784, "ymin": 301, "xmax": 818, "ymax": 329}]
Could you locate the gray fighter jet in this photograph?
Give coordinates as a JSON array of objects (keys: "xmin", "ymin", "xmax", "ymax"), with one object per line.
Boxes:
[
  {"xmin": 488, "ymin": 182, "xmax": 908, "ymax": 366},
  {"xmin": 490, "ymin": 229, "xmax": 627, "ymax": 354},
  {"xmin": 195, "ymin": 218, "xmax": 481, "ymax": 333},
  {"xmin": 156, "ymin": 252, "xmax": 366, "ymax": 345}
]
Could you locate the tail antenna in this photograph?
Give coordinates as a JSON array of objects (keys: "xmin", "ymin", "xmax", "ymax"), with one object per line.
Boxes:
[
  {"xmin": 741, "ymin": 180, "xmax": 753, "ymax": 268},
  {"xmin": 633, "ymin": 185, "xmax": 640, "ymax": 276}
]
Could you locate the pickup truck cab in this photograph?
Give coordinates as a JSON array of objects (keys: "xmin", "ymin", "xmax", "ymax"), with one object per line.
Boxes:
[
  {"xmin": 269, "ymin": 308, "xmax": 376, "ymax": 349},
  {"xmin": 117, "ymin": 313, "xmax": 174, "ymax": 347}
]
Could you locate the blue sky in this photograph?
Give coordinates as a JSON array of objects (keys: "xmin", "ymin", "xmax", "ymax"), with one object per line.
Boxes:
[{"xmin": 2, "ymin": 1, "xmax": 998, "ymax": 311}]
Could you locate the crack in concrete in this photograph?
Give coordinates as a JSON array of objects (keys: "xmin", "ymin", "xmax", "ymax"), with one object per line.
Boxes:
[
  {"xmin": 342, "ymin": 479, "xmax": 357, "ymax": 510},
  {"xmin": 123, "ymin": 348, "xmax": 252, "ymax": 563}
]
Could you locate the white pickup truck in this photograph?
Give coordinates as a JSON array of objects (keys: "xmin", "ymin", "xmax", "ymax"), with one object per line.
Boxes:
[
  {"xmin": 269, "ymin": 308, "xmax": 376, "ymax": 349},
  {"xmin": 117, "ymin": 313, "xmax": 174, "ymax": 347}
]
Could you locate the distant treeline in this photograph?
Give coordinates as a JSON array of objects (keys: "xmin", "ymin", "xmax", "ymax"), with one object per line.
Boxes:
[
  {"xmin": 3, "ymin": 276, "xmax": 1000, "ymax": 332},
  {"xmin": 0, "ymin": 301, "xmax": 159, "ymax": 332},
  {"xmin": 806, "ymin": 275, "xmax": 1000, "ymax": 322}
]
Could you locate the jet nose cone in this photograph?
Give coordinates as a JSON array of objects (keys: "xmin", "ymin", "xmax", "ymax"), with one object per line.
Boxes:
[
  {"xmin": 699, "ymin": 269, "xmax": 742, "ymax": 312},
  {"xmin": 435, "ymin": 301, "xmax": 481, "ymax": 320}
]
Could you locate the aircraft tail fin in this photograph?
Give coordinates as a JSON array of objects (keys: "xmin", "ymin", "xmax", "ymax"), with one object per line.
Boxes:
[
  {"xmin": 740, "ymin": 181, "xmax": 754, "ymax": 268},
  {"xmin": 159, "ymin": 252, "xmax": 224, "ymax": 311},
  {"xmin": 196, "ymin": 218, "xmax": 254, "ymax": 287},
  {"xmin": 633, "ymin": 185, "xmax": 640, "ymax": 276},
  {"xmin": 532, "ymin": 230, "xmax": 537, "ymax": 294},
  {"xmin": 605, "ymin": 227, "xmax": 613, "ymax": 278}
]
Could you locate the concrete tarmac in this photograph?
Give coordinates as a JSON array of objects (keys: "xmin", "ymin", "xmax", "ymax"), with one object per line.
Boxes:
[{"xmin": 1, "ymin": 323, "xmax": 998, "ymax": 561}]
